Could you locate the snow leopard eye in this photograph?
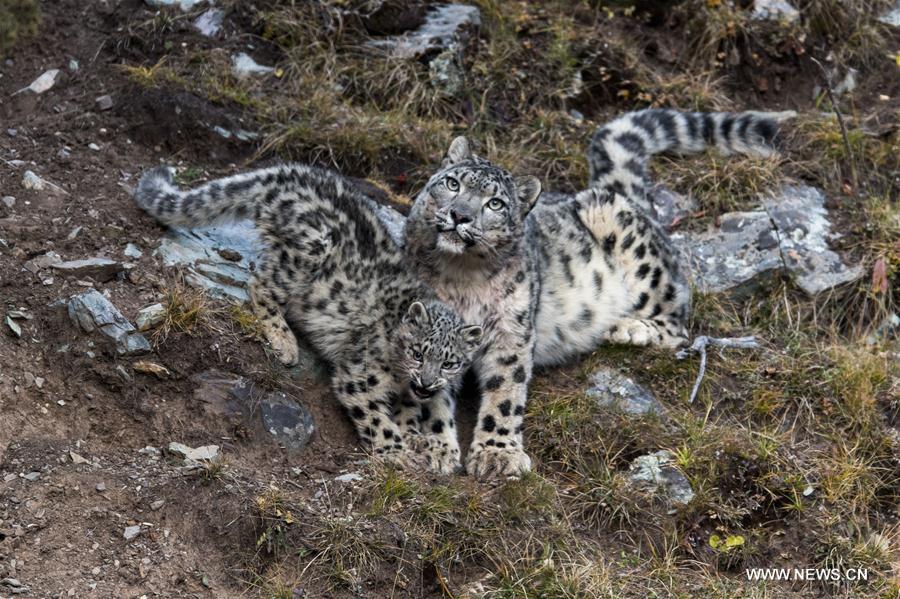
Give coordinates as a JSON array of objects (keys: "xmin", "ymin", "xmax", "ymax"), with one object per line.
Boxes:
[
  {"xmin": 441, "ymin": 360, "xmax": 459, "ymax": 370},
  {"xmin": 486, "ymin": 198, "xmax": 505, "ymax": 211},
  {"xmin": 445, "ymin": 177, "xmax": 460, "ymax": 192},
  {"xmin": 410, "ymin": 348, "xmax": 423, "ymax": 362}
]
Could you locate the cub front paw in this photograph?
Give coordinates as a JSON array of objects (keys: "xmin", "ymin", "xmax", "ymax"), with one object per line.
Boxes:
[
  {"xmin": 373, "ymin": 444, "xmax": 430, "ymax": 472},
  {"xmin": 408, "ymin": 435, "xmax": 462, "ymax": 475},
  {"xmin": 466, "ymin": 443, "xmax": 532, "ymax": 479},
  {"xmin": 267, "ymin": 329, "xmax": 300, "ymax": 366}
]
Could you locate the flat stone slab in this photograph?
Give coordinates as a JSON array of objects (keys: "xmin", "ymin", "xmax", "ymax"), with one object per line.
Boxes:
[
  {"xmin": 879, "ymin": 1, "xmax": 900, "ymax": 26},
  {"xmin": 587, "ymin": 368, "xmax": 665, "ymax": 416},
  {"xmin": 51, "ymin": 257, "xmax": 124, "ymax": 282},
  {"xmin": 628, "ymin": 450, "xmax": 694, "ymax": 506},
  {"xmin": 68, "ymin": 290, "xmax": 151, "ymax": 356},
  {"xmin": 672, "ymin": 185, "xmax": 863, "ymax": 298},
  {"xmin": 367, "ymin": 4, "xmax": 480, "ymax": 59}
]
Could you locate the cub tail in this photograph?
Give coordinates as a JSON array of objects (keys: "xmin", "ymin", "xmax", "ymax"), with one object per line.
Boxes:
[
  {"xmin": 134, "ymin": 165, "xmax": 283, "ymax": 228},
  {"xmin": 587, "ymin": 108, "xmax": 796, "ymax": 192}
]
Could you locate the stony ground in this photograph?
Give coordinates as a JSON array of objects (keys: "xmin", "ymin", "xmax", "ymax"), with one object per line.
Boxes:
[{"xmin": 1, "ymin": 0, "xmax": 899, "ymax": 598}]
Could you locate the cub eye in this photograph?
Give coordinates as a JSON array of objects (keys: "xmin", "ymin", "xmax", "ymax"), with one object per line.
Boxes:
[
  {"xmin": 411, "ymin": 349, "xmax": 423, "ymax": 362},
  {"xmin": 486, "ymin": 198, "xmax": 505, "ymax": 211},
  {"xmin": 441, "ymin": 360, "xmax": 459, "ymax": 370},
  {"xmin": 445, "ymin": 177, "xmax": 460, "ymax": 192}
]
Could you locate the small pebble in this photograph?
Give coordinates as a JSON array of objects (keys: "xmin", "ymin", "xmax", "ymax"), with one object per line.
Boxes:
[{"xmin": 96, "ymin": 482, "xmax": 106, "ymax": 492}]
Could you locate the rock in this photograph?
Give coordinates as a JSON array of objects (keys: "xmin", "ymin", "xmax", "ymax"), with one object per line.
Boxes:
[
  {"xmin": 1, "ymin": 196, "xmax": 14, "ymax": 208},
  {"xmin": 367, "ymin": 4, "xmax": 481, "ymax": 59},
  {"xmin": 123, "ymin": 525, "xmax": 141, "ymax": 541},
  {"xmin": 88, "ymin": 142, "xmax": 101, "ymax": 151},
  {"xmin": 5, "ymin": 128, "xmax": 14, "ymax": 137},
  {"xmin": 144, "ymin": 0, "xmax": 205, "ymax": 10},
  {"xmin": 1, "ymin": 578, "xmax": 28, "ymax": 593},
  {"xmin": 587, "ymin": 368, "xmax": 665, "ymax": 416},
  {"xmin": 193, "ymin": 370, "xmax": 257, "ymax": 418},
  {"xmin": 115, "ymin": 365, "xmax": 132, "ymax": 382},
  {"xmin": 5, "ymin": 316, "xmax": 21, "ymax": 338},
  {"xmin": 752, "ymin": 0, "xmax": 799, "ymax": 22},
  {"xmin": 15, "ymin": 69, "xmax": 61, "ymax": 95},
  {"xmin": 335, "ymin": 473, "xmax": 363, "ymax": 483},
  {"xmin": 628, "ymin": 450, "xmax": 694, "ymax": 506},
  {"xmin": 428, "ymin": 46, "xmax": 465, "ymax": 97},
  {"xmin": 879, "ymin": 1, "xmax": 900, "ymax": 26},
  {"xmin": 672, "ymin": 185, "xmax": 864, "ymax": 298},
  {"xmin": 22, "ymin": 472, "xmax": 40, "ymax": 482},
  {"xmin": 867, "ymin": 312, "xmax": 899, "ymax": 345},
  {"xmin": 194, "ymin": 8, "xmax": 224, "ymax": 36},
  {"xmin": 68, "ymin": 59, "xmax": 79, "ymax": 72},
  {"xmin": 135, "ymin": 303, "xmax": 166, "ymax": 331},
  {"xmin": 133, "ymin": 361, "xmax": 171, "ymax": 379},
  {"xmin": 651, "ymin": 186, "xmax": 695, "ymax": 228},
  {"xmin": 156, "ymin": 221, "xmax": 261, "ymax": 301},
  {"xmin": 22, "ymin": 170, "xmax": 49, "ymax": 191},
  {"xmin": 67, "ymin": 289, "xmax": 151, "ymax": 356},
  {"xmin": 69, "ymin": 451, "xmax": 90, "ymax": 465},
  {"xmin": 124, "ymin": 243, "xmax": 143, "ymax": 258},
  {"xmin": 95, "ymin": 482, "xmax": 106, "ymax": 492},
  {"xmin": 150, "ymin": 499, "xmax": 165, "ymax": 510},
  {"xmin": 51, "ymin": 258, "xmax": 124, "ymax": 282},
  {"xmin": 95, "ymin": 94, "xmax": 114, "ymax": 111},
  {"xmin": 168, "ymin": 442, "xmax": 219, "ymax": 463},
  {"xmin": 24, "ymin": 251, "xmax": 62, "ymax": 274},
  {"xmin": 231, "ymin": 53, "xmax": 274, "ymax": 78},
  {"xmin": 261, "ymin": 393, "xmax": 316, "ymax": 450}
]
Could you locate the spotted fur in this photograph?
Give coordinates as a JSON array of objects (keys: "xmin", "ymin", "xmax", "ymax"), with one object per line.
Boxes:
[
  {"xmin": 404, "ymin": 110, "xmax": 793, "ymax": 477},
  {"xmin": 134, "ymin": 165, "xmax": 483, "ymax": 473}
]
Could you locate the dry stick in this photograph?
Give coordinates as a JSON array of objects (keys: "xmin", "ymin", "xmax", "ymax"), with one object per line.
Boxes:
[
  {"xmin": 810, "ymin": 57, "xmax": 859, "ymax": 193},
  {"xmin": 675, "ymin": 336, "xmax": 760, "ymax": 404}
]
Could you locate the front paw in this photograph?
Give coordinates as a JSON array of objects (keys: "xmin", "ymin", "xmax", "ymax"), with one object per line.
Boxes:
[
  {"xmin": 267, "ymin": 329, "xmax": 299, "ymax": 365},
  {"xmin": 373, "ymin": 444, "xmax": 430, "ymax": 472},
  {"xmin": 466, "ymin": 442, "xmax": 532, "ymax": 479},
  {"xmin": 408, "ymin": 435, "xmax": 461, "ymax": 475}
]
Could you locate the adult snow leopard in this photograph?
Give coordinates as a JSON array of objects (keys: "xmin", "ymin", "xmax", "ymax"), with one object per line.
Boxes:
[
  {"xmin": 134, "ymin": 165, "xmax": 483, "ymax": 473},
  {"xmin": 404, "ymin": 108, "xmax": 794, "ymax": 478}
]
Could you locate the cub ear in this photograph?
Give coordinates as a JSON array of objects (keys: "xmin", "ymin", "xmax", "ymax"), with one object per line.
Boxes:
[
  {"xmin": 458, "ymin": 325, "xmax": 484, "ymax": 351},
  {"xmin": 404, "ymin": 301, "xmax": 431, "ymax": 327},
  {"xmin": 515, "ymin": 175, "xmax": 542, "ymax": 211},
  {"xmin": 442, "ymin": 136, "xmax": 472, "ymax": 167}
]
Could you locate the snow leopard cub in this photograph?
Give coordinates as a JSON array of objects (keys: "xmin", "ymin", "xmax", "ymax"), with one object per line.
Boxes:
[{"xmin": 134, "ymin": 165, "xmax": 483, "ymax": 473}]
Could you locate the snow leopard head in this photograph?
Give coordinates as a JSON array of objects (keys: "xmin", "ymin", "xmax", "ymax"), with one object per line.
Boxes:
[
  {"xmin": 407, "ymin": 137, "xmax": 541, "ymax": 264},
  {"xmin": 396, "ymin": 300, "xmax": 483, "ymax": 401}
]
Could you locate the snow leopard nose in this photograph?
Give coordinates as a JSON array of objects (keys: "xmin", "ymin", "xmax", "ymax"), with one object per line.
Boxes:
[{"xmin": 450, "ymin": 209, "xmax": 472, "ymax": 225}]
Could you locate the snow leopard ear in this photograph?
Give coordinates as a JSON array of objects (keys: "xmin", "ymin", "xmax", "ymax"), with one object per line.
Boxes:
[
  {"xmin": 443, "ymin": 136, "xmax": 472, "ymax": 167},
  {"xmin": 515, "ymin": 175, "xmax": 542, "ymax": 211},
  {"xmin": 404, "ymin": 301, "xmax": 431, "ymax": 327},
  {"xmin": 458, "ymin": 325, "xmax": 484, "ymax": 351}
]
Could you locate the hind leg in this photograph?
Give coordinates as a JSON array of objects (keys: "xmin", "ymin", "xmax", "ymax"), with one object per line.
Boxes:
[{"xmin": 249, "ymin": 265, "xmax": 299, "ymax": 366}]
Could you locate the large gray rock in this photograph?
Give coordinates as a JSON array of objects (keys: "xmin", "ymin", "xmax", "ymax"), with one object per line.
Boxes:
[
  {"xmin": 67, "ymin": 290, "xmax": 151, "ymax": 356},
  {"xmin": 587, "ymin": 368, "xmax": 665, "ymax": 416},
  {"xmin": 261, "ymin": 392, "xmax": 316, "ymax": 450},
  {"xmin": 367, "ymin": 4, "xmax": 480, "ymax": 59},
  {"xmin": 672, "ymin": 185, "xmax": 863, "ymax": 298},
  {"xmin": 628, "ymin": 450, "xmax": 694, "ymax": 506},
  {"xmin": 144, "ymin": 0, "xmax": 205, "ymax": 10}
]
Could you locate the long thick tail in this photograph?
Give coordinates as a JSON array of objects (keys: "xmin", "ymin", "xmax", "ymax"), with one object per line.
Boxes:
[
  {"xmin": 587, "ymin": 108, "xmax": 796, "ymax": 197},
  {"xmin": 133, "ymin": 165, "xmax": 307, "ymax": 228}
]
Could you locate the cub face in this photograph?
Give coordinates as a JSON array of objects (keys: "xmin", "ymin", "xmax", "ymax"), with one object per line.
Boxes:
[{"xmin": 396, "ymin": 300, "xmax": 483, "ymax": 402}]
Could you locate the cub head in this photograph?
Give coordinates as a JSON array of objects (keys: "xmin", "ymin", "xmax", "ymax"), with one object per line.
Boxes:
[
  {"xmin": 396, "ymin": 300, "xmax": 483, "ymax": 402},
  {"xmin": 407, "ymin": 137, "xmax": 541, "ymax": 261}
]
